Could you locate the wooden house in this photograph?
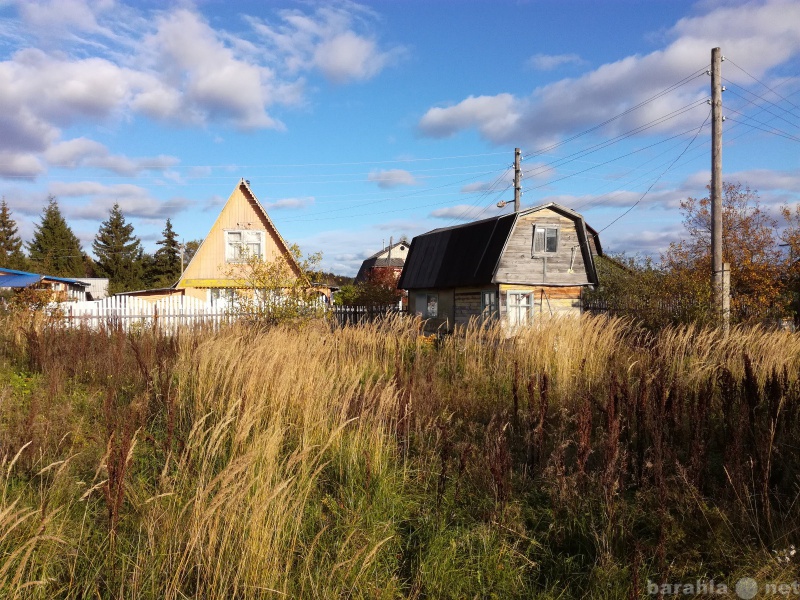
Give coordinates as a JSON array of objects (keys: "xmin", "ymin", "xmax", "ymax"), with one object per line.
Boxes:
[
  {"xmin": 354, "ymin": 239, "xmax": 409, "ymax": 284},
  {"xmin": 175, "ymin": 179, "xmax": 305, "ymax": 304},
  {"xmin": 397, "ymin": 203, "xmax": 602, "ymax": 331}
]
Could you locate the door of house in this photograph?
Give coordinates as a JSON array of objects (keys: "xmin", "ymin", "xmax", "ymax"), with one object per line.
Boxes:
[{"xmin": 507, "ymin": 291, "xmax": 532, "ymax": 327}]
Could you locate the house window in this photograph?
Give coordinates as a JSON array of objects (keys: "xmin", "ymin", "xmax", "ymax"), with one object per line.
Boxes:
[
  {"xmin": 507, "ymin": 291, "xmax": 532, "ymax": 327},
  {"xmin": 426, "ymin": 294, "xmax": 438, "ymax": 318},
  {"xmin": 481, "ymin": 290, "xmax": 497, "ymax": 320},
  {"xmin": 225, "ymin": 230, "xmax": 264, "ymax": 263},
  {"xmin": 532, "ymin": 225, "xmax": 559, "ymax": 256},
  {"xmin": 210, "ymin": 288, "xmax": 237, "ymax": 305}
]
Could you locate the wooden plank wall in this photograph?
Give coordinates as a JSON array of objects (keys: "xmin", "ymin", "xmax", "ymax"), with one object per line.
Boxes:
[
  {"xmin": 494, "ymin": 209, "xmax": 591, "ymax": 286},
  {"xmin": 179, "ymin": 184, "xmax": 292, "ymax": 286},
  {"xmin": 498, "ymin": 284, "xmax": 582, "ymax": 317}
]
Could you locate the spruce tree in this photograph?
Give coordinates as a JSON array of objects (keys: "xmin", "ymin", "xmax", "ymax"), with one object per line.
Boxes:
[
  {"xmin": 28, "ymin": 196, "xmax": 85, "ymax": 277},
  {"xmin": 92, "ymin": 203, "xmax": 144, "ymax": 294},
  {"xmin": 151, "ymin": 218, "xmax": 182, "ymax": 287},
  {"xmin": 0, "ymin": 198, "xmax": 26, "ymax": 270}
]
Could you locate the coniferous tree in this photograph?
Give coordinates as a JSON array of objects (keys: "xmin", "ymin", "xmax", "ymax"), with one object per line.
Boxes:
[
  {"xmin": 27, "ymin": 196, "xmax": 85, "ymax": 277},
  {"xmin": 183, "ymin": 239, "xmax": 201, "ymax": 264},
  {"xmin": 0, "ymin": 198, "xmax": 26, "ymax": 270},
  {"xmin": 92, "ymin": 203, "xmax": 144, "ymax": 294},
  {"xmin": 151, "ymin": 218, "xmax": 182, "ymax": 287}
]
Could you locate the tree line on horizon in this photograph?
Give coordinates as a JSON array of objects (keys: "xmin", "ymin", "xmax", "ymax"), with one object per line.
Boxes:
[{"xmin": 0, "ymin": 197, "xmax": 202, "ymax": 296}]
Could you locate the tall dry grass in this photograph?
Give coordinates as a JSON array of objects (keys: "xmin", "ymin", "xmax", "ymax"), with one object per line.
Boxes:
[{"xmin": 1, "ymin": 310, "xmax": 800, "ymax": 597}]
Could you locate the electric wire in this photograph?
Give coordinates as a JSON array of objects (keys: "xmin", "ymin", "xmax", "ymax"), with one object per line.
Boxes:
[
  {"xmin": 722, "ymin": 115, "xmax": 800, "ymax": 144},
  {"xmin": 520, "ymin": 67, "xmax": 709, "ymax": 161},
  {"xmin": 722, "ymin": 81, "xmax": 800, "ymax": 130},
  {"xmin": 520, "ymin": 99, "xmax": 709, "ymax": 183},
  {"xmin": 597, "ymin": 108, "xmax": 711, "ymax": 234},
  {"xmin": 725, "ymin": 56, "xmax": 800, "ymax": 113}
]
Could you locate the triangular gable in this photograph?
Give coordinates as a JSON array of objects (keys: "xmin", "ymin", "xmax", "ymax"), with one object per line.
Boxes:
[{"xmin": 177, "ymin": 179, "xmax": 303, "ymax": 289}]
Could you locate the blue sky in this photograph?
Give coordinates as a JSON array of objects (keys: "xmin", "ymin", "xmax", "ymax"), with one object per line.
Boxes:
[{"xmin": 1, "ymin": 0, "xmax": 799, "ymax": 275}]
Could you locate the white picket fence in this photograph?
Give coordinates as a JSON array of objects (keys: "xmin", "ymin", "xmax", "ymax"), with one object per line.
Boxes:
[{"xmin": 62, "ymin": 295, "xmax": 232, "ymax": 332}]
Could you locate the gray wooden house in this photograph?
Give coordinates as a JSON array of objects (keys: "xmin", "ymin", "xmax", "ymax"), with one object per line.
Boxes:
[{"xmin": 397, "ymin": 203, "xmax": 602, "ymax": 331}]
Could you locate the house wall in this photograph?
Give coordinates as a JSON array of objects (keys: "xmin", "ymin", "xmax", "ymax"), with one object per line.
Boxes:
[
  {"xmin": 374, "ymin": 243, "xmax": 410, "ymax": 261},
  {"xmin": 494, "ymin": 209, "xmax": 591, "ymax": 286},
  {"xmin": 454, "ymin": 286, "xmax": 500, "ymax": 326},
  {"xmin": 410, "ymin": 288, "xmax": 454, "ymax": 331},
  {"xmin": 178, "ymin": 183, "xmax": 298, "ymax": 290},
  {"xmin": 498, "ymin": 284, "xmax": 582, "ymax": 319}
]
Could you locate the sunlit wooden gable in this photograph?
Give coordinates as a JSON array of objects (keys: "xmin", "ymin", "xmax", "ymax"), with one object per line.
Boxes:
[{"xmin": 177, "ymin": 179, "xmax": 302, "ymax": 296}]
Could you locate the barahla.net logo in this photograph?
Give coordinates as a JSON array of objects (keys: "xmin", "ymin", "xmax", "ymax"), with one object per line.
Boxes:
[
  {"xmin": 648, "ymin": 579, "xmax": 728, "ymax": 596},
  {"xmin": 648, "ymin": 577, "xmax": 800, "ymax": 598}
]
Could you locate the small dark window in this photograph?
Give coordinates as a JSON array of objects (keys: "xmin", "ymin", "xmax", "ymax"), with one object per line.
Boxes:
[{"xmin": 532, "ymin": 225, "xmax": 559, "ymax": 256}]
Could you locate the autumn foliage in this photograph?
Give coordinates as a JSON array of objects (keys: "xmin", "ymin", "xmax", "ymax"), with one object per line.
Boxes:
[{"xmin": 590, "ymin": 182, "xmax": 799, "ymax": 326}]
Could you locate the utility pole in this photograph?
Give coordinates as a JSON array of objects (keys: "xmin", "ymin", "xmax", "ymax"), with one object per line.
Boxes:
[
  {"xmin": 710, "ymin": 47, "xmax": 728, "ymax": 330},
  {"xmin": 496, "ymin": 148, "xmax": 523, "ymax": 211},
  {"xmin": 514, "ymin": 147, "xmax": 521, "ymax": 212}
]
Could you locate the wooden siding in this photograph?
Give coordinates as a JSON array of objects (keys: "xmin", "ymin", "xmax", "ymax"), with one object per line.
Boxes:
[
  {"xmin": 494, "ymin": 209, "xmax": 591, "ymax": 286},
  {"xmin": 498, "ymin": 284, "xmax": 582, "ymax": 318},
  {"xmin": 177, "ymin": 182, "xmax": 299, "ymax": 289}
]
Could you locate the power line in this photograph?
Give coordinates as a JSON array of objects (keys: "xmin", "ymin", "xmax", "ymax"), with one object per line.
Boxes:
[
  {"xmin": 725, "ymin": 56, "xmax": 800, "ymax": 113},
  {"xmin": 279, "ymin": 166, "xmax": 510, "ymax": 222},
  {"xmin": 522, "ymin": 120, "xmax": 711, "ymax": 195},
  {"xmin": 722, "ymin": 81, "xmax": 800, "ymax": 130},
  {"xmin": 442, "ymin": 168, "xmax": 512, "ymax": 226},
  {"xmin": 521, "ymin": 67, "xmax": 709, "ymax": 160},
  {"xmin": 521, "ymin": 99, "xmax": 709, "ymax": 183},
  {"xmin": 723, "ymin": 115, "xmax": 800, "ymax": 144},
  {"xmin": 597, "ymin": 108, "xmax": 711, "ymax": 234}
]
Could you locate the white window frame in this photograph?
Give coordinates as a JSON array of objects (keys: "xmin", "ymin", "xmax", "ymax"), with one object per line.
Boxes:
[
  {"xmin": 210, "ymin": 288, "xmax": 238, "ymax": 306},
  {"xmin": 532, "ymin": 225, "xmax": 559, "ymax": 256},
  {"xmin": 225, "ymin": 229, "xmax": 264, "ymax": 263},
  {"xmin": 506, "ymin": 291, "xmax": 533, "ymax": 327}
]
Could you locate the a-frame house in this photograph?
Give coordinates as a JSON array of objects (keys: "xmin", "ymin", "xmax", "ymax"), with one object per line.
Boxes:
[{"xmin": 175, "ymin": 179, "xmax": 303, "ymax": 303}]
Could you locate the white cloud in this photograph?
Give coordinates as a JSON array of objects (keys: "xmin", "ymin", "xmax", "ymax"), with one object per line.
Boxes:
[
  {"xmin": 527, "ymin": 53, "xmax": 583, "ymax": 71},
  {"xmin": 0, "ymin": 151, "xmax": 45, "ymax": 178},
  {"xmin": 0, "ymin": 2, "xmax": 399, "ymax": 178},
  {"xmin": 717, "ymin": 169, "xmax": 800, "ymax": 193},
  {"xmin": 47, "ymin": 181, "xmax": 190, "ymax": 220},
  {"xmin": 368, "ymin": 169, "xmax": 417, "ymax": 188},
  {"xmin": 313, "ymin": 32, "xmax": 391, "ymax": 83},
  {"xmin": 429, "ymin": 204, "xmax": 495, "ymax": 221},
  {"xmin": 419, "ymin": 94, "xmax": 518, "ymax": 140},
  {"xmin": 265, "ymin": 196, "xmax": 315, "ymax": 210},
  {"xmin": 44, "ymin": 137, "xmax": 179, "ymax": 175},
  {"xmin": 418, "ymin": 0, "xmax": 800, "ymax": 146},
  {"xmin": 250, "ymin": 4, "xmax": 405, "ymax": 84}
]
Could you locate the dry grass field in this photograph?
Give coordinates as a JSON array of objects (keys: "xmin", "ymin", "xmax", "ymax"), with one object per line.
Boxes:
[{"xmin": 1, "ymin": 312, "xmax": 800, "ymax": 598}]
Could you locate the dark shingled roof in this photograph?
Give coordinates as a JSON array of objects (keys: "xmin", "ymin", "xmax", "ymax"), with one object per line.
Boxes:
[
  {"xmin": 397, "ymin": 203, "xmax": 602, "ymax": 290},
  {"xmin": 397, "ymin": 213, "xmax": 516, "ymax": 289}
]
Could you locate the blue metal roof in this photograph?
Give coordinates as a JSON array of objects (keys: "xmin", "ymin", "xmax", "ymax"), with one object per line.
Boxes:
[
  {"xmin": 0, "ymin": 267, "xmax": 88, "ymax": 287},
  {"xmin": 0, "ymin": 273, "xmax": 43, "ymax": 288}
]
